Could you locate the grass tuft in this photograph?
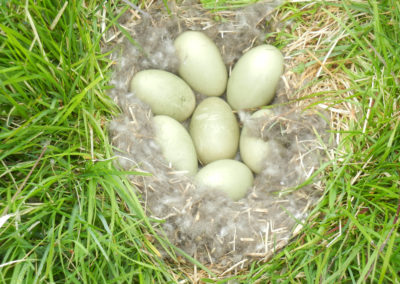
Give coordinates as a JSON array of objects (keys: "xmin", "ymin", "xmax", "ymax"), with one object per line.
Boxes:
[
  {"xmin": 0, "ymin": 1, "xmax": 181, "ymax": 282},
  {"xmin": 237, "ymin": 0, "xmax": 400, "ymax": 282}
]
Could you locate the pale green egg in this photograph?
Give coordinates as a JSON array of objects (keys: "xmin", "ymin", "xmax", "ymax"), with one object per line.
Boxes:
[
  {"xmin": 153, "ymin": 115, "xmax": 198, "ymax": 176},
  {"xmin": 189, "ymin": 97, "xmax": 239, "ymax": 165},
  {"xmin": 130, "ymin": 69, "xmax": 196, "ymax": 122},
  {"xmin": 227, "ymin": 45, "xmax": 284, "ymax": 110},
  {"xmin": 240, "ymin": 109, "xmax": 273, "ymax": 174},
  {"xmin": 174, "ymin": 31, "xmax": 228, "ymax": 97},
  {"xmin": 195, "ymin": 159, "xmax": 253, "ymax": 201}
]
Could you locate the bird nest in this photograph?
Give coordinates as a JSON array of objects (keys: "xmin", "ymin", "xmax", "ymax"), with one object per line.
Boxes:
[{"xmin": 106, "ymin": 0, "xmax": 331, "ymax": 269}]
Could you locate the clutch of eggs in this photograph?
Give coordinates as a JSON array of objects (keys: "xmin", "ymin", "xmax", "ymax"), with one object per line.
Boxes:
[{"xmin": 129, "ymin": 31, "xmax": 284, "ymax": 201}]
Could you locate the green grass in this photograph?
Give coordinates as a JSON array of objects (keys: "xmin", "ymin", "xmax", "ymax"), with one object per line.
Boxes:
[
  {"xmin": 1, "ymin": 0, "xmax": 399, "ymax": 283},
  {"xmin": 200, "ymin": 0, "xmax": 260, "ymax": 10},
  {"xmin": 240, "ymin": 1, "xmax": 400, "ymax": 283},
  {"xmin": 0, "ymin": 1, "xmax": 181, "ymax": 283}
]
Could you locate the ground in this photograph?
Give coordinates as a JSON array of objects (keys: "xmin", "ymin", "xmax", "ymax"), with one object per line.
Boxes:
[{"xmin": 0, "ymin": 0, "xmax": 399, "ymax": 283}]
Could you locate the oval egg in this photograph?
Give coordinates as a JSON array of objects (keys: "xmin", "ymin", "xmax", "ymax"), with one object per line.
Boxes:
[
  {"xmin": 240, "ymin": 109, "xmax": 273, "ymax": 174},
  {"xmin": 189, "ymin": 97, "xmax": 239, "ymax": 165},
  {"xmin": 195, "ymin": 159, "xmax": 253, "ymax": 201},
  {"xmin": 174, "ymin": 31, "xmax": 228, "ymax": 97},
  {"xmin": 130, "ymin": 69, "xmax": 196, "ymax": 122},
  {"xmin": 227, "ymin": 45, "xmax": 284, "ymax": 110},
  {"xmin": 153, "ymin": 115, "xmax": 198, "ymax": 176}
]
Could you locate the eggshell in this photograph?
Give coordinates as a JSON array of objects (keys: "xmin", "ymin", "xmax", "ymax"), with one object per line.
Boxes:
[
  {"xmin": 240, "ymin": 109, "xmax": 273, "ymax": 174},
  {"xmin": 227, "ymin": 45, "xmax": 284, "ymax": 110},
  {"xmin": 195, "ymin": 159, "xmax": 253, "ymax": 201},
  {"xmin": 189, "ymin": 97, "xmax": 239, "ymax": 164},
  {"xmin": 153, "ymin": 115, "xmax": 198, "ymax": 175},
  {"xmin": 174, "ymin": 31, "xmax": 228, "ymax": 96},
  {"xmin": 130, "ymin": 69, "xmax": 196, "ymax": 121}
]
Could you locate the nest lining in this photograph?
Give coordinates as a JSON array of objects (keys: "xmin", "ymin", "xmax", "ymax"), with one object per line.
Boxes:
[{"xmin": 107, "ymin": 0, "xmax": 330, "ymax": 267}]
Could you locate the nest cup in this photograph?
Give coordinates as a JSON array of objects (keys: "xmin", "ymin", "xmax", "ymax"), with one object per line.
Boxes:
[{"xmin": 107, "ymin": 1, "xmax": 330, "ymax": 268}]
